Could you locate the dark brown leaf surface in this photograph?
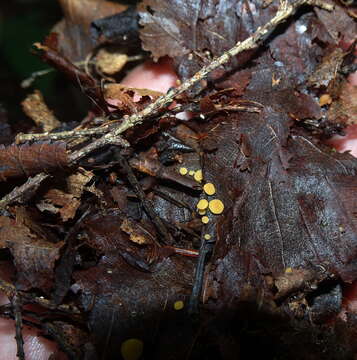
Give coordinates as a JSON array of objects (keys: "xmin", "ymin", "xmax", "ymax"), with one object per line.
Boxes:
[
  {"xmin": 201, "ymin": 66, "xmax": 357, "ymax": 305},
  {"xmin": 1, "ymin": 1, "xmax": 357, "ymax": 359}
]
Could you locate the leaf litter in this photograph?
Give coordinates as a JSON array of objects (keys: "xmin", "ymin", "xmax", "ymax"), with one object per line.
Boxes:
[{"xmin": 0, "ymin": 0, "xmax": 357, "ymax": 359}]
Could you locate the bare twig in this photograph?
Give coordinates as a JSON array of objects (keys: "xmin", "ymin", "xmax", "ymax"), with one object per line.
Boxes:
[
  {"xmin": 15, "ymin": 102, "xmax": 188, "ymax": 144},
  {"xmin": 68, "ymin": 135, "xmax": 129, "ymax": 163},
  {"xmin": 188, "ymin": 234, "xmax": 214, "ymax": 315},
  {"xmin": 16, "ymin": 125, "xmax": 110, "ymax": 143},
  {"xmin": 11, "ymin": 292, "xmax": 25, "ymax": 360}
]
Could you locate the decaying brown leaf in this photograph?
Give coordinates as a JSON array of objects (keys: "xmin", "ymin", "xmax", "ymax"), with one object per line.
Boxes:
[
  {"xmin": 39, "ymin": 188, "xmax": 81, "ymax": 222},
  {"xmin": 105, "ymin": 83, "xmax": 163, "ymax": 100},
  {"xmin": 65, "ymin": 168, "xmax": 94, "ymax": 197},
  {"xmin": 1, "ymin": 1, "xmax": 357, "ymax": 359}
]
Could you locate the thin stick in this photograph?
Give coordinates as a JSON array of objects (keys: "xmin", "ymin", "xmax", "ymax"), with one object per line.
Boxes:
[
  {"xmin": 16, "ymin": 125, "xmax": 110, "ymax": 143},
  {"xmin": 11, "ymin": 292, "xmax": 25, "ymax": 360},
  {"xmin": 68, "ymin": 134, "xmax": 129, "ymax": 163},
  {"xmin": 16, "ymin": 102, "xmax": 187, "ymax": 144},
  {"xmin": 188, "ymin": 235, "xmax": 214, "ymax": 315}
]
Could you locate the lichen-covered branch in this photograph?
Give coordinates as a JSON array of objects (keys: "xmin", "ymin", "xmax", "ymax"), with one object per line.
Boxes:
[{"xmin": 73, "ymin": 0, "xmax": 333, "ymax": 155}]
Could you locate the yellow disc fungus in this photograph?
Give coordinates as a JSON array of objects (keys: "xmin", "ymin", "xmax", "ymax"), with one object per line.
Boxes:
[
  {"xmin": 197, "ymin": 199, "xmax": 208, "ymax": 210},
  {"xmin": 201, "ymin": 216, "xmax": 209, "ymax": 224},
  {"xmin": 204, "ymin": 234, "xmax": 211, "ymax": 240},
  {"xmin": 194, "ymin": 169, "xmax": 203, "ymax": 183},
  {"xmin": 198, "ymin": 209, "xmax": 206, "ymax": 215},
  {"xmin": 208, "ymin": 199, "xmax": 224, "ymax": 214},
  {"xmin": 189, "ymin": 170, "xmax": 195, "ymax": 176},
  {"xmin": 121, "ymin": 338, "xmax": 144, "ymax": 360},
  {"xmin": 179, "ymin": 167, "xmax": 188, "ymax": 175},
  {"xmin": 174, "ymin": 300, "xmax": 184, "ymax": 310},
  {"xmin": 203, "ymin": 183, "xmax": 216, "ymax": 195}
]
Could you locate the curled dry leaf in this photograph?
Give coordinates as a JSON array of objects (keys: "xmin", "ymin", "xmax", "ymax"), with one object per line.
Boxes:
[
  {"xmin": 39, "ymin": 189, "xmax": 81, "ymax": 222},
  {"xmin": 0, "ymin": 141, "xmax": 68, "ymax": 182},
  {"xmin": 37, "ymin": 169, "xmax": 93, "ymax": 221},
  {"xmin": 105, "ymin": 83, "xmax": 164, "ymax": 100},
  {"xmin": 65, "ymin": 168, "xmax": 94, "ymax": 198},
  {"xmin": 21, "ymin": 90, "xmax": 61, "ymax": 132},
  {"xmin": 273, "ymin": 268, "xmax": 319, "ymax": 299}
]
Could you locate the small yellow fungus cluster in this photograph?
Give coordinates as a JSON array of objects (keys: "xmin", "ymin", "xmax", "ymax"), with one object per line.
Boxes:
[
  {"xmin": 178, "ymin": 166, "xmax": 224, "ymax": 238},
  {"xmin": 121, "ymin": 338, "xmax": 144, "ymax": 360},
  {"xmin": 174, "ymin": 300, "xmax": 184, "ymax": 310},
  {"xmin": 196, "ymin": 185, "xmax": 224, "ymax": 223},
  {"xmin": 178, "ymin": 167, "xmax": 203, "ymax": 183}
]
